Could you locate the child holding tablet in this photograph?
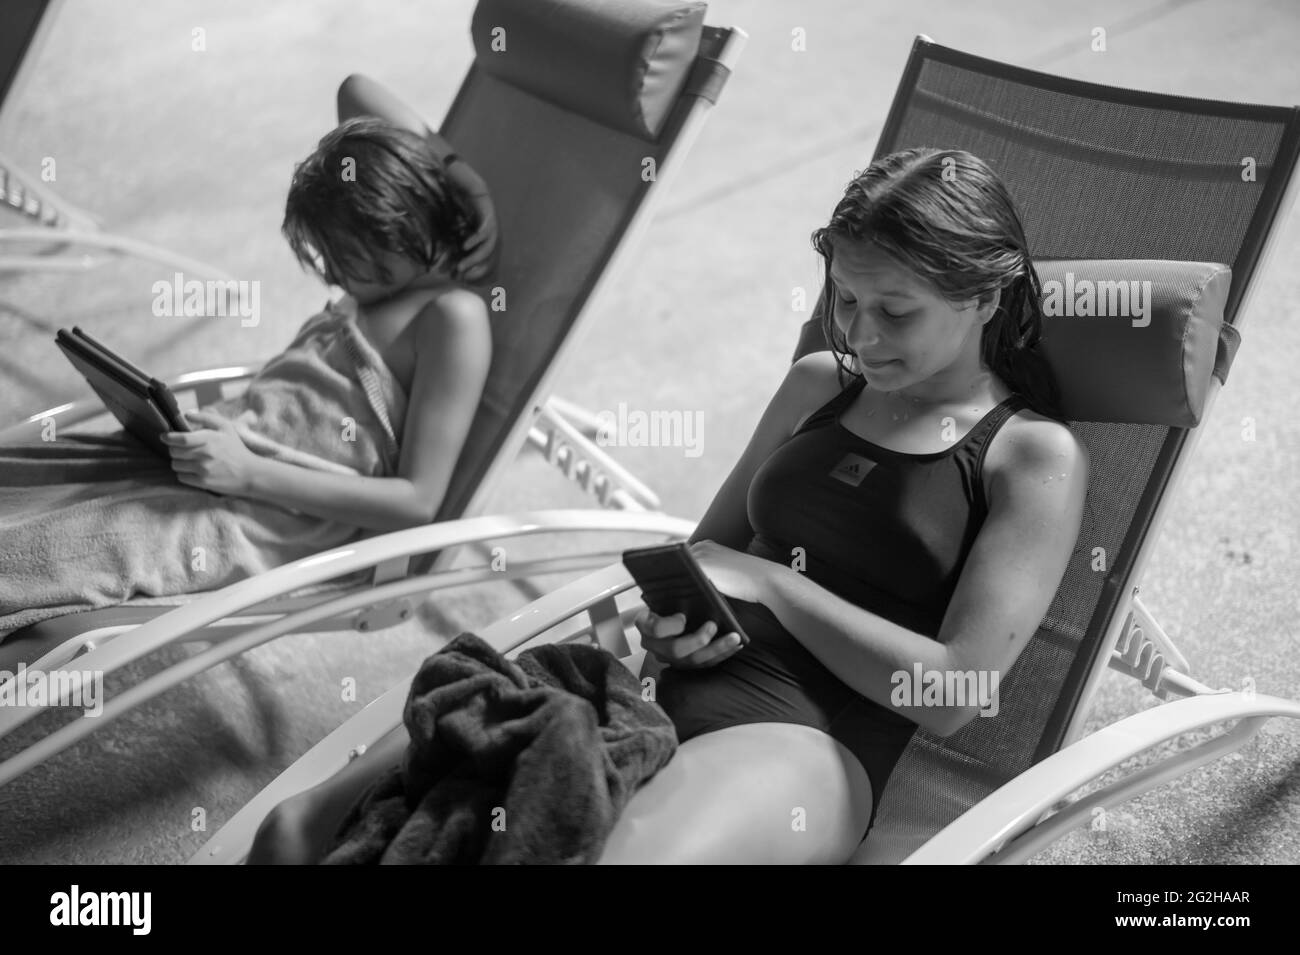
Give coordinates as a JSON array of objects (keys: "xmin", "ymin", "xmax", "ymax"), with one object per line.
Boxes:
[{"xmin": 0, "ymin": 114, "xmax": 495, "ymax": 635}]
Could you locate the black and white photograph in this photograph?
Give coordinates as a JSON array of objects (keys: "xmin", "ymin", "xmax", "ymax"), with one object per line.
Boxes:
[{"xmin": 0, "ymin": 0, "xmax": 1296, "ymax": 909}]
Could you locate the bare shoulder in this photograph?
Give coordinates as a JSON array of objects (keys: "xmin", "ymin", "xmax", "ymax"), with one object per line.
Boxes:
[
  {"xmin": 416, "ymin": 285, "xmax": 488, "ymax": 324},
  {"xmin": 783, "ymin": 351, "xmax": 850, "ymax": 432},
  {"xmin": 411, "ymin": 286, "xmax": 490, "ymax": 347},
  {"xmin": 984, "ymin": 404, "xmax": 1090, "ymax": 508}
]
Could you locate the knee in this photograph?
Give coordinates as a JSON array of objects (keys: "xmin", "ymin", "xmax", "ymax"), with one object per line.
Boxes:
[{"xmin": 246, "ymin": 797, "xmax": 319, "ymax": 865}]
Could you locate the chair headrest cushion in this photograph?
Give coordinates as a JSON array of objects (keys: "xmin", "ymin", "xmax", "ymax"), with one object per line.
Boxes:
[
  {"xmin": 1034, "ymin": 259, "xmax": 1234, "ymax": 427},
  {"xmin": 470, "ymin": 0, "xmax": 706, "ymax": 139}
]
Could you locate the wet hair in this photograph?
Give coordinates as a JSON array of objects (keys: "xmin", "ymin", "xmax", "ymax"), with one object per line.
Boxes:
[
  {"xmin": 810, "ymin": 147, "xmax": 1064, "ymax": 420},
  {"xmin": 282, "ymin": 116, "xmax": 476, "ymax": 288}
]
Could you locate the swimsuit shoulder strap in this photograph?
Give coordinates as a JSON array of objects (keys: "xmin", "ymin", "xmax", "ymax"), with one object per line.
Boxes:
[{"xmin": 792, "ymin": 373, "xmax": 866, "ymax": 436}]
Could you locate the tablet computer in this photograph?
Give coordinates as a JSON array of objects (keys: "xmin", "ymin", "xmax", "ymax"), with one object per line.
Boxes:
[{"xmin": 54, "ymin": 326, "xmax": 190, "ymax": 457}]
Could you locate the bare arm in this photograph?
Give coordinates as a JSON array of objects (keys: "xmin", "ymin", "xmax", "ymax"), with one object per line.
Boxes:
[
  {"xmin": 337, "ymin": 73, "xmax": 437, "ymax": 141},
  {"xmin": 690, "ymin": 352, "xmax": 842, "ymax": 549},
  {"xmin": 172, "ymin": 290, "xmax": 491, "ymax": 532},
  {"xmin": 337, "ymin": 74, "xmax": 459, "ymax": 170},
  {"xmin": 242, "ymin": 465, "xmax": 444, "ymax": 533},
  {"xmin": 337, "ymin": 73, "xmax": 497, "ymax": 282},
  {"xmin": 638, "ymin": 353, "xmax": 843, "ymax": 679},
  {"xmin": 244, "ymin": 289, "xmax": 490, "ymax": 530}
]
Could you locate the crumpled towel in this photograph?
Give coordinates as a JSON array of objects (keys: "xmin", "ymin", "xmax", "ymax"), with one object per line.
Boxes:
[
  {"xmin": 0, "ymin": 296, "xmax": 407, "ymax": 636},
  {"xmin": 321, "ymin": 632, "xmax": 678, "ymax": 865}
]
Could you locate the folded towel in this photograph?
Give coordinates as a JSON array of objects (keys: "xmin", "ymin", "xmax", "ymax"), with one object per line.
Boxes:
[
  {"xmin": 322, "ymin": 632, "xmax": 678, "ymax": 865},
  {"xmin": 0, "ymin": 296, "xmax": 407, "ymax": 636}
]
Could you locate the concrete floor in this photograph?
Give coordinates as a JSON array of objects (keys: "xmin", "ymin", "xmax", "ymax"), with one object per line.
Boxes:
[{"xmin": 1, "ymin": 0, "xmax": 1298, "ymax": 865}]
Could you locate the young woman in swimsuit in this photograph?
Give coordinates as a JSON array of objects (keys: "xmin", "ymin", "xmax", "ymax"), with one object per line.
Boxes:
[{"xmin": 599, "ymin": 147, "xmax": 1090, "ymax": 863}]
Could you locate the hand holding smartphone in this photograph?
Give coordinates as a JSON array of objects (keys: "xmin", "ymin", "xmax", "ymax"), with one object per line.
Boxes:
[{"xmin": 621, "ymin": 542, "xmax": 749, "ymax": 647}]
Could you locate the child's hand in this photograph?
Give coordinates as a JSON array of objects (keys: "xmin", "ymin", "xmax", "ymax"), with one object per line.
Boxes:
[
  {"xmin": 162, "ymin": 410, "xmax": 258, "ymax": 496},
  {"xmin": 454, "ymin": 192, "xmax": 498, "ymax": 283}
]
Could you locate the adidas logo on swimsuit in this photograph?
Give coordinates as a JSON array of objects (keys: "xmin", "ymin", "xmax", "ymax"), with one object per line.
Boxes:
[{"xmin": 829, "ymin": 452, "xmax": 874, "ymax": 487}]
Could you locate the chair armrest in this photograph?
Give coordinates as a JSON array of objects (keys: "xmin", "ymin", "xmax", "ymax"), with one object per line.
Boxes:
[
  {"xmin": 900, "ymin": 691, "xmax": 1300, "ymax": 864},
  {"xmin": 0, "ymin": 511, "xmax": 691, "ymax": 749},
  {"xmin": 190, "ymin": 561, "xmax": 646, "ymax": 864},
  {"xmin": 0, "ymin": 365, "xmax": 259, "ymax": 444}
]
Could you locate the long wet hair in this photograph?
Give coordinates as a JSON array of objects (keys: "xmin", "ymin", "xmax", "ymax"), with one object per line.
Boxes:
[
  {"xmin": 283, "ymin": 116, "xmax": 476, "ymax": 288},
  {"xmin": 810, "ymin": 147, "xmax": 1063, "ymax": 421}
]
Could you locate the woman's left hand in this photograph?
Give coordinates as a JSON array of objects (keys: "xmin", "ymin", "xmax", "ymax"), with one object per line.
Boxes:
[
  {"xmin": 689, "ymin": 539, "xmax": 776, "ymax": 605},
  {"xmin": 162, "ymin": 410, "xmax": 259, "ymax": 496}
]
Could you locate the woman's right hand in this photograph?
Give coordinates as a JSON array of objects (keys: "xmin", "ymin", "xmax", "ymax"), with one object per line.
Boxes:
[{"xmin": 634, "ymin": 609, "xmax": 745, "ymax": 670}]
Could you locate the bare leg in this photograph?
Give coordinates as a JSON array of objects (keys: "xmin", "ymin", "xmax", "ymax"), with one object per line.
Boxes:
[
  {"xmin": 247, "ymin": 725, "xmax": 409, "ymax": 865},
  {"xmin": 597, "ymin": 722, "xmax": 873, "ymax": 865}
]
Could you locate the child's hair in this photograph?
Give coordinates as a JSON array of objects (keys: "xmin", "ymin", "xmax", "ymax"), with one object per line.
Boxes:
[
  {"xmin": 810, "ymin": 147, "xmax": 1064, "ymax": 421},
  {"xmin": 282, "ymin": 116, "xmax": 476, "ymax": 288}
]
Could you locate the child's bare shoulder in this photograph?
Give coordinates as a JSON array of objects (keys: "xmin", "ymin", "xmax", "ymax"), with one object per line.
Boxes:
[
  {"xmin": 366, "ymin": 284, "xmax": 484, "ymax": 335},
  {"xmin": 408, "ymin": 286, "xmax": 490, "ymax": 374},
  {"xmin": 417, "ymin": 285, "xmax": 487, "ymax": 320},
  {"xmin": 354, "ymin": 285, "xmax": 488, "ymax": 380},
  {"xmin": 409, "ymin": 285, "xmax": 488, "ymax": 341}
]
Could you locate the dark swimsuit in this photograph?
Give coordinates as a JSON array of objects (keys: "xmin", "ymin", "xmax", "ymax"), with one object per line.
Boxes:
[{"xmin": 654, "ymin": 375, "xmax": 1028, "ymax": 838}]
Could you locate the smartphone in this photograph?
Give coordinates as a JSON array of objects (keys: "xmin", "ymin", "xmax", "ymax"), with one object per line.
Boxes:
[{"xmin": 621, "ymin": 542, "xmax": 749, "ymax": 646}]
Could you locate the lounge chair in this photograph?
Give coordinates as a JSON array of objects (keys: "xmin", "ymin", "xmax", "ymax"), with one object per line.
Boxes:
[
  {"xmin": 188, "ymin": 34, "xmax": 1300, "ymax": 865},
  {"xmin": 0, "ymin": 0, "xmax": 745, "ymax": 787}
]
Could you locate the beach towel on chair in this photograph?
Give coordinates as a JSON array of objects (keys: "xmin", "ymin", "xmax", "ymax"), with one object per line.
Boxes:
[
  {"xmin": 321, "ymin": 632, "xmax": 678, "ymax": 865},
  {"xmin": 0, "ymin": 296, "xmax": 407, "ymax": 636}
]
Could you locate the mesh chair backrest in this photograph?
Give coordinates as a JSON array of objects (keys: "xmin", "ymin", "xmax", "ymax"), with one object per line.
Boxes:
[
  {"xmin": 855, "ymin": 40, "xmax": 1300, "ymax": 821},
  {"xmin": 430, "ymin": 28, "xmax": 731, "ymax": 530}
]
